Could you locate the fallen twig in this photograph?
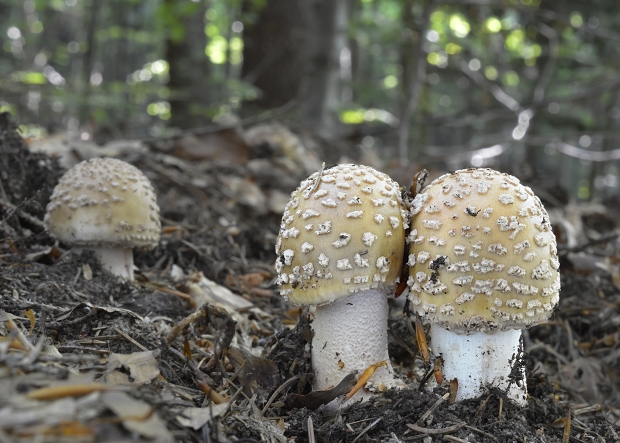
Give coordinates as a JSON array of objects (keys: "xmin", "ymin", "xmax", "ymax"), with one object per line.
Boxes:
[
  {"xmin": 114, "ymin": 327, "xmax": 149, "ymax": 352},
  {"xmin": 27, "ymin": 383, "xmax": 110, "ymax": 400},
  {"xmin": 472, "ymin": 394, "xmax": 492, "ymax": 423},
  {"xmin": 418, "ymin": 392, "xmax": 450, "ymax": 425},
  {"xmin": 352, "ymin": 417, "xmax": 382, "ymax": 443},
  {"xmin": 406, "ymin": 423, "xmax": 463, "ymax": 435},
  {"xmin": 562, "ymin": 409, "xmax": 571, "ymax": 443},
  {"xmin": 307, "ymin": 417, "xmax": 315, "ymax": 443},
  {"xmin": 262, "ymin": 374, "xmax": 301, "ymax": 415}
]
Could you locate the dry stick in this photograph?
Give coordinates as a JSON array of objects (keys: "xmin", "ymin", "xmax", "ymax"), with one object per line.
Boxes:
[
  {"xmin": 562, "ymin": 409, "xmax": 571, "ymax": 443},
  {"xmin": 308, "ymin": 162, "xmax": 326, "ymax": 195},
  {"xmin": 56, "ymin": 345, "xmax": 110, "ymax": 354},
  {"xmin": 418, "ymin": 392, "xmax": 450, "ymax": 425},
  {"xmin": 342, "ymin": 360, "xmax": 387, "ymax": 403},
  {"xmin": 498, "ymin": 397, "xmax": 504, "ymax": 421},
  {"xmin": 0, "ymin": 196, "xmax": 45, "ymax": 229},
  {"xmin": 196, "ymin": 380, "xmax": 227, "ymax": 404},
  {"xmin": 307, "ymin": 417, "xmax": 315, "ymax": 443},
  {"xmin": 5, "ymin": 319, "xmax": 34, "ymax": 352},
  {"xmin": 144, "ymin": 283, "xmax": 192, "ymax": 301},
  {"xmin": 114, "ymin": 327, "xmax": 149, "ymax": 352},
  {"xmin": 447, "ymin": 422, "xmax": 497, "ymax": 441},
  {"xmin": 205, "ymin": 307, "xmax": 237, "ymax": 371},
  {"xmin": 415, "ymin": 316, "xmax": 430, "ymax": 365},
  {"xmin": 472, "ymin": 394, "xmax": 492, "ymax": 423},
  {"xmin": 19, "ymin": 333, "xmax": 46, "ymax": 366},
  {"xmin": 214, "ymin": 359, "xmax": 252, "ymax": 404},
  {"xmin": 221, "ymin": 359, "xmax": 246, "ymax": 385},
  {"xmin": 261, "ymin": 375, "xmax": 301, "ymax": 415},
  {"xmin": 406, "ymin": 423, "xmax": 463, "ymax": 435},
  {"xmin": 528, "ymin": 341, "xmax": 570, "ymax": 365},
  {"xmin": 571, "ymin": 421, "xmax": 606, "ymax": 441},
  {"xmin": 443, "ymin": 436, "xmax": 468, "ymax": 443},
  {"xmin": 27, "ymin": 383, "xmax": 110, "ymax": 400},
  {"xmin": 573, "ymin": 405, "xmax": 601, "ymax": 416},
  {"xmin": 352, "ymin": 417, "xmax": 382, "ymax": 443},
  {"xmin": 165, "ymin": 305, "xmax": 236, "ymax": 373},
  {"xmin": 388, "ymin": 320, "xmax": 416, "ymax": 359},
  {"xmin": 166, "ymin": 309, "xmax": 206, "ymax": 345}
]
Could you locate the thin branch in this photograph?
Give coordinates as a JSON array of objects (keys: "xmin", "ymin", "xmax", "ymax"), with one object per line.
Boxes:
[
  {"xmin": 537, "ymin": 8, "xmax": 620, "ymax": 41},
  {"xmin": 539, "ymin": 140, "xmax": 620, "ymax": 162},
  {"xmin": 458, "ymin": 60, "xmax": 521, "ymax": 112},
  {"xmin": 533, "ymin": 22, "xmax": 558, "ymax": 106},
  {"xmin": 0, "ymin": 197, "xmax": 45, "ymax": 229}
]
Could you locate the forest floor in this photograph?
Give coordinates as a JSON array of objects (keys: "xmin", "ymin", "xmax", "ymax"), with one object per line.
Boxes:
[{"xmin": 0, "ymin": 112, "xmax": 619, "ymax": 443}]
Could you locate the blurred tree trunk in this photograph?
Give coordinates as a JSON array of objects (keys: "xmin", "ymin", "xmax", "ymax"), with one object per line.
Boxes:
[
  {"xmin": 241, "ymin": 0, "xmax": 307, "ymax": 108},
  {"xmin": 242, "ymin": 0, "xmax": 350, "ymax": 138},
  {"xmin": 79, "ymin": 0, "xmax": 101, "ymax": 122},
  {"xmin": 299, "ymin": 0, "xmax": 350, "ymax": 138},
  {"xmin": 398, "ymin": 0, "xmax": 433, "ymax": 165},
  {"xmin": 165, "ymin": 0, "xmax": 209, "ymax": 130}
]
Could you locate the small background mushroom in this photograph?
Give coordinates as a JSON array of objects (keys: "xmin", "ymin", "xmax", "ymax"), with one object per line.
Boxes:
[{"xmin": 45, "ymin": 157, "xmax": 161, "ymax": 280}]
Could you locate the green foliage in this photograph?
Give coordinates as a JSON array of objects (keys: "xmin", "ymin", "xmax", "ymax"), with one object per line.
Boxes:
[
  {"xmin": 10, "ymin": 71, "xmax": 46, "ymax": 85},
  {"xmin": 155, "ymin": 1, "xmax": 202, "ymax": 43},
  {"xmin": 0, "ymin": 0, "xmax": 618, "ymax": 201}
]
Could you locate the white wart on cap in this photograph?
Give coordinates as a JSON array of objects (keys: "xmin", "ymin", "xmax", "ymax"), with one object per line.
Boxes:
[
  {"xmin": 275, "ymin": 164, "xmax": 408, "ymax": 405},
  {"xmin": 45, "ymin": 158, "xmax": 161, "ymax": 279}
]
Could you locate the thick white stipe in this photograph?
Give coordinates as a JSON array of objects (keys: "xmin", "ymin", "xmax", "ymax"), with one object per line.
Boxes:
[{"xmin": 431, "ymin": 324, "xmax": 527, "ymax": 405}]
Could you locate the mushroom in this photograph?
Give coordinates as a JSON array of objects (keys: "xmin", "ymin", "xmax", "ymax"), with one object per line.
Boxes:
[
  {"xmin": 45, "ymin": 158, "xmax": 161, "ymax": 281},
  {"xmin": 275, "ymin": 164, "xmax": 408, "ymax": 404},
  {"xmin": 407, "ymin": 168, "xmax": 560, "ymax": 404}
]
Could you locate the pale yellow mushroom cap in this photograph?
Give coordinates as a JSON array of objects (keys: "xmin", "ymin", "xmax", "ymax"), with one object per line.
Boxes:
[
  {"xmin": 407, "ymin": 168, "xmax": 560, "ymax": 332},
  {"xmin": 275, "ymin": 164, "xmax": 408, "ymax": 305},
  {"xmin": 44, "ymin": 158, "xmax": 161, "ymax": 250}
]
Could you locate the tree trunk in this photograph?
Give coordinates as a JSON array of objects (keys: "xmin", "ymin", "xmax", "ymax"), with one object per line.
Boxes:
[
  {"xmin": 79, "ymin": 0, "xmax": 101, "ymax": 122},
  {"xmin": 398, "ymin": 0, "xmax": 434, "ymax": 164},
  {"xmin": 242, "ymin": 0, "xmax": 350, "ymax": 138},
  {"xmin": 241, "ymin": 0, "xmax": 308, "ymax": 108},
  {"xmin": 165, "ymin": 0, "xmax": 209, "ymax": 130},
  {"xmin": 298, "ymin": 0, "xmax": 350, "ymax": 138}
]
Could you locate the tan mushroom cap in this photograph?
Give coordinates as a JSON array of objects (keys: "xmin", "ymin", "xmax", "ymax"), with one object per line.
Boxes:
[
  {"xmin": 44, "ymin": 158, "xmax": 161, "ymax": 250},
  {"xmin": 276, "ymin": 164, "xmax": 408, "ymax": 305},
  {"xmin": 407, "ymin": 168, "xmax": 560, "ymax": 332}
]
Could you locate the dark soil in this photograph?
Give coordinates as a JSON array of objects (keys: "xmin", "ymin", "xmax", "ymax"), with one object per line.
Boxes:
[{"xmin": 0, "ymin": 112, "xmax": 619, "ymax": 442}]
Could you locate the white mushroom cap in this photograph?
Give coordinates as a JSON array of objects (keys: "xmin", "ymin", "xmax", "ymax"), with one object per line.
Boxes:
[
  {"xmin": 44, "ymin": 158, "xmax": 161, "ymax": 250},
  {"xmin": 275, "ymin": 164, "xmax": 408, "ymax": 305},
  {"xmin": 407, "ymin": 168, "xmax": 560, "ymax": 332}
]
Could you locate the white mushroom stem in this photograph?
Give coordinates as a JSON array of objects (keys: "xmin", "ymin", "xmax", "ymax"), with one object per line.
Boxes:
[
  {"xmin": 74, "ymin": 247, "xmax": 134, "ymax": 281},
  {"xmin": 312, "ymin": 289, "xmax": 402, "ymax": 404},
  {"xmin": 430, "ymin": 324, "xmax": 527, "ymax": 405}
]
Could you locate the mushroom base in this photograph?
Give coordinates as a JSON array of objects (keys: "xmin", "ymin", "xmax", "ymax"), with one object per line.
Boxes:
[
  {"xmin": 74, "ymin": 246, "xmax": 134, "ymax": 281},
  {"xmin": 431, "ymin": 324, "xmax": 527, "ymax": 405},
  {"xmin": 312, "ymin": 289, "xmax": 403, "ymax": 408}
]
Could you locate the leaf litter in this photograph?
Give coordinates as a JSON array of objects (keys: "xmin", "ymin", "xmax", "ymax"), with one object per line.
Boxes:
[{"xmin": 0, "ymin": 112, "xmax": 619, "ymax": 442}]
